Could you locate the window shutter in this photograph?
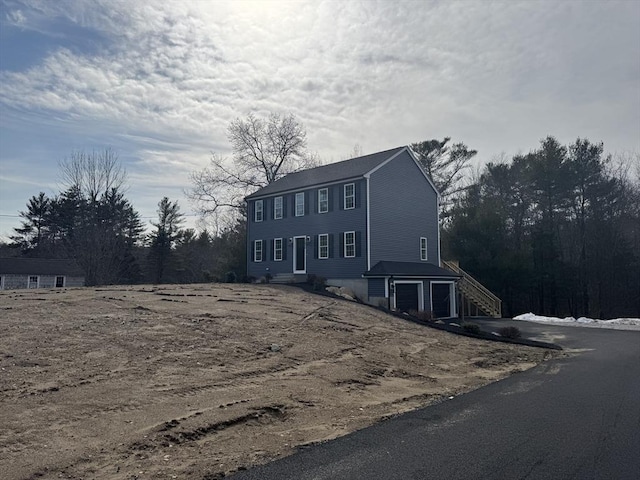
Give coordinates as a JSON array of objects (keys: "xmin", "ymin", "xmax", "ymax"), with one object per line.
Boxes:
[
  {"xmin": 282, "ymin": 197, "xmax": 287, "ymax": 218},
  {"xmin": 328, "ymin": 186, "xmax": 333, "ymax": 212},
  {"xmin": 265, "ymin": 199, "xmax": 270, "ymax": 220},
  {"xmin": 304, "ymin": 192, "xmax": 309, "ymax": 215},
  {"xmin": 329, "ymin": 234, "xmax": 334, "ymax": 258},
  {"xmin": 282, "ymin": 241, "xmax": 287, "ymax": 260},
  {"xmin": 355, "ymin": 231, "xmax": 362, "ymax": 257},
  {"xmin": 339, "ymin": 187, "xmax": 344, "ymax": 210},
  {"xmin": 355, "ymin": 183, "xmax": 360, "ymax": 208},
  {"xmin": 263, "ymin": 240, "xmax": 267, "ymax": 262},
  {"xmin": 339, "ymin": 232, "xmax": 344, "ymax": 257},
  {"xmin": 270, "ymin": 239, "xmax": 274, "ymax": 261},
  {"xmin": 313, "ymin": 236, "xmax": 318, "ymax": 259},
  {"xmin": 251, "ymin": 241, "xmax": 255, "ymax": 262}
]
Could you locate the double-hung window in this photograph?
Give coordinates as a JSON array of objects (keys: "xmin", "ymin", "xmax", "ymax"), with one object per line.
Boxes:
[
  {"xmin": 295, "ymin": 192, "xmax": 305, "ymax": 216},
  {"xmin": 254, "ymin": 240, "xmax": 263, "ymax": 262},
  {"xmin": 344, "ymin": 231, "xmax": 355, "ymax": 258},
  {"xmin": 255, "ymin": 200, "xmax": 263, "ymax": 222},
  {"xmin": 344, "ymin": 183, "xmax": 355, "ymax": 209},
  {"xmin": 420, "ymin": 237, "xmax": 428, "ymax": 261},
  {"xmin": 28, "ymin": 275, "xmax": 39, "ymax": 288},
  {"xmin": 318, "ymin": 234, "xmax": 329, "ymax": 259},
  {"xmin": 273, "ymin": 196, "xmax": 283, "ymax": 219},
  {"xmin": 318, "ymin": 188, "xmax": 328, "ymax": 213},
  {"xmin": 274, "ymin": 238, "xmax": 283, "ymax": 261}
]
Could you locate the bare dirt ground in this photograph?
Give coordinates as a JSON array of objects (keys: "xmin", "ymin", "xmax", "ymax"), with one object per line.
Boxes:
[{"xmin": 0, "ymin": 284, "xmax": 556, "ymax": 480}]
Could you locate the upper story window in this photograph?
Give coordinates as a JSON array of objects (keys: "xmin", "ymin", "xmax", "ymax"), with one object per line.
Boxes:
[
  {"xmin": 274, "ymin": 196, "xmax": 283, "ymax": 219},
  {"xmin": 274, "ymin": 238, "xmax": 283, "ymax": 261},
  {"xmin": 255, "ymin": 200, "xmax": 263, "ymax": 222},
  {"xmin": 344, "ymin": 231, "xmax": 355, "ymax": 258},
  {"xmin": 295, "ymin": 192, "xmax": 305, "ymax": 216},
  {"xmin": 318, "ymin": 234, "xmax": 329, "ymax": 259},
  {"xmin": 318, "ymin": 188, "xmax": 328, "ymax": 213},
  {"xmin": 254, "ymin": 240, "xmax": 263, "ymax": 262},
  {"xmin": 420, "ymin": 237, "xmax": 428, "ymax": 261},
  {"xmin": 344, "ymin": 183, "xmax": 355, "ymax": 210}
]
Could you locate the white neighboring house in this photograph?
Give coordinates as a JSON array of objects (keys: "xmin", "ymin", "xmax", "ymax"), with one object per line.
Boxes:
[{"xmin": 0, "ymin": 258, "xmax": 85, "ymax": 290}]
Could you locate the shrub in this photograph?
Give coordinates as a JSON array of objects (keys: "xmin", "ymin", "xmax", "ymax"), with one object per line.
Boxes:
[
  {"xmin": 461, "ymin": 322, "xmax": 481, "ymax": 334},
  {"xmin": 408, "ymin": 310, "xmax": 434, "ymax": 322},
  {"xmin": 225, "ymin": 271, "xmax": 237, "ymax": 283},
  {"xmin": 307, "ymin": 274, "xmax": 327, "ymax": 291},
  {"xmin": 498, "ymin": 326, "xmax": 522, "ymax": 339}
]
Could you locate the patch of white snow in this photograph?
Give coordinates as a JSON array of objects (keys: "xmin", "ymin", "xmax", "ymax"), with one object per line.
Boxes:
[{"xmin": 513, "ymin": 313, "xmax": 640, "ymax": 331}]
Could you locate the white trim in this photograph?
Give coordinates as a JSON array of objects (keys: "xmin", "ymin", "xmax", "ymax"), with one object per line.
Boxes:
[
  {"xmin": 392, "ymin": 280, "xmax": 424, "ymax": 311},
  {"xmin": 420, "ymin": 237, "xmax": 428, "ymax": 261},
  {"xmin": 437, "ymin": 196, "xmax": 441, "ymax": 265},
  {"xmin": 318, "ymin": 233, "xmax": 329, "ymax": 259},
  {"xmin": 318, "ymin": 188, "xmax": 328, "ymax": 214},
  {"xmin": 366, "ymin": 176, "xmax": 371, "ymax": 270},
  {"xmin": 343, "ymin": 183, "xmax": 355, "ymax": 210},
  {"xmin": 295, "ymin": 192, "xmax": 305, "ymax": 216},
  {"xmin": 405, "ymin": 147, "xmax": 441, "ymax": 199},
  {"xmin": 344, "ymin": 231, "xmax": 355, "ymax": 258},
  {"xmin": 273, "ymin": 238, "xmax": 283, "ymax": 261},
  {"xmin": 273, "ymin": 196, "xmax": 283, "ymax": 219},
  {"xmin": 430, "ymin": 281, "xmax": 457, "ymax": 318},
  {"xmin": 254, "ymin": 199, "xmax": 263, "ymax": 222},
  {"xmin": 293, "ymin": 235, "xmax": 307, "ymax": 273},
  {"xmin": 254, "ymin": 240, "xmax": 263, "ymax": 262},
  {"xmin": 363, "ymin": 147, "xmax": 407, "ymax": 177}
]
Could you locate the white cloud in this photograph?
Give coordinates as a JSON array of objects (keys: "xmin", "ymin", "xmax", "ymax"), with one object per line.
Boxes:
[{"xmin": 0, "ymin": 0, "xmax": 638, "ymax": 236}]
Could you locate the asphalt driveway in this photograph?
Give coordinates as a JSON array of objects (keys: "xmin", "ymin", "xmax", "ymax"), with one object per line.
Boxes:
[{"xmin": 231, "ymin": 320, "xmax": 640, "ymax": 480}]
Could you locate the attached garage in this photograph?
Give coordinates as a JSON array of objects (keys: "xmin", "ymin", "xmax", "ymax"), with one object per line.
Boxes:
[{"xmin": 363, "ymin": 261, "xmax": 460, "ymax": 318}]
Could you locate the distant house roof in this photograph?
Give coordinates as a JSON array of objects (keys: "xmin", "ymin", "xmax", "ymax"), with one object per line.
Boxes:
[
  {"xmin": 246, "ymin": 146, "xmax": 407, "ymax": 199},
  {"xmin": 363, "ymin": 261, "xmax": 460, "ymax": 278},
  {"xmin": 0, "ymin": 258, "xmax": 84, "ymax": 277}
]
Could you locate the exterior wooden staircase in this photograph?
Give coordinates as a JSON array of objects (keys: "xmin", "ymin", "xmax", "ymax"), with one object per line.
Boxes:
[{"xmin": 441, "ymin": 260, "xmax": 502, "ymax": 318}]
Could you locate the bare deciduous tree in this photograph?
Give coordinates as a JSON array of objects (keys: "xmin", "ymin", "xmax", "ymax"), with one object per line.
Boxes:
[
  {"xmin": 188, "ymin": 113, "xmax": 317, "ymax": 221},
  {"xmin": 59, "ymin": 148, "xmax": 126, "ymax": 201}
]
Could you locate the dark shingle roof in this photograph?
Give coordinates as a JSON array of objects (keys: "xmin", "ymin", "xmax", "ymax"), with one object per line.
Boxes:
[
  {"xmin": 0, "ymin": 258, "xmax": 84, "ymax": 276},
  {"xmin": 363, "ymin": 261, "xmax": 461, "ymax": 278},
  {"xmin": 246, "ymin": 146, "xmax": 407, "ymax": 199}
]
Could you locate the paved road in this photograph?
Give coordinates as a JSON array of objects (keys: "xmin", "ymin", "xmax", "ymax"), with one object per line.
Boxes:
[{"xmin": 231, "ymin": 321, "xmax": 640, "ymax": 480}]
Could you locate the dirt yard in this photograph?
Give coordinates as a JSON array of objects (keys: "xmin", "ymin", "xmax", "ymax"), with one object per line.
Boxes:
[{"xmin": 0, "ymin": 284, "xmax": 555, "ymax": 479}]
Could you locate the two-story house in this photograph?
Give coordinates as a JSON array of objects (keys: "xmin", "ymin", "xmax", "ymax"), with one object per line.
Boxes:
[{"xmin": 245, "ymin": 146, "xmax": 460, "ymax": 318}]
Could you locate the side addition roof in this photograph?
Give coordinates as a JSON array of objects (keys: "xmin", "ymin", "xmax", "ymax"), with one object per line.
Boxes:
[
  {"xmin": 363, "ymin": 261, "xmax": 460, "ymax": 279},
  {"xmin": 0, "ymin": 258, "xmax": 85, "ymax": 276},
  {"xmin": 246, "ymin": 146, "xmax": 406, "ymax": 199}
]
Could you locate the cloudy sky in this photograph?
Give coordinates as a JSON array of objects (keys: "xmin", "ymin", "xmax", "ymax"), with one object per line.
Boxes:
[{"xmin": 1, "ymin": 0, "xmax": 639, "ymax": 239}]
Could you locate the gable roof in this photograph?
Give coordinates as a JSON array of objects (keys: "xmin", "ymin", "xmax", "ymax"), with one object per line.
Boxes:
[
  {"xmin": 363, "ymin": 261, "xmax": 460, "ymax": 278},
  {"xmin": 246, "ymin": 146, "xmax": 407, "ymax": 199},
  {"xmin": 0, "ymin": 258, "xmax": 85, "ymax": 277}
]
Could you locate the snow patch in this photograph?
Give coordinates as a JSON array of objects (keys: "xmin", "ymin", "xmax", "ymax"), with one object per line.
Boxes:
[{"xmin": 513, "ymin": 313, "xmax": 640, "ymax": 331}]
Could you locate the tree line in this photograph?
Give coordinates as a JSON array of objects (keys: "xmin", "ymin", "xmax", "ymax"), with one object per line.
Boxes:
[
  {"xmin": 4, "ymin": 113, "xmax": 638, "ymax": 318},
  {"xmin": 6, "ymin": 149, "xmax": 246, "ymax": 285},
  {"xmin": 443, "ymin": 137, "xmax": 640, "ymax": 319}
]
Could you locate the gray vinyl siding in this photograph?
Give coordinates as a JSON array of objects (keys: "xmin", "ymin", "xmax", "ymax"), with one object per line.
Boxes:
[
  {"xmin": 368, "ymin": 278, "xmax": 386, "ymax": 297},
  {"xmin": 369, "ymin": 150, "xmax": 440, "ymax": 267},
  {"xmin": 247, "ymin": 180, "xmax": 367, "ymax": 279}
]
